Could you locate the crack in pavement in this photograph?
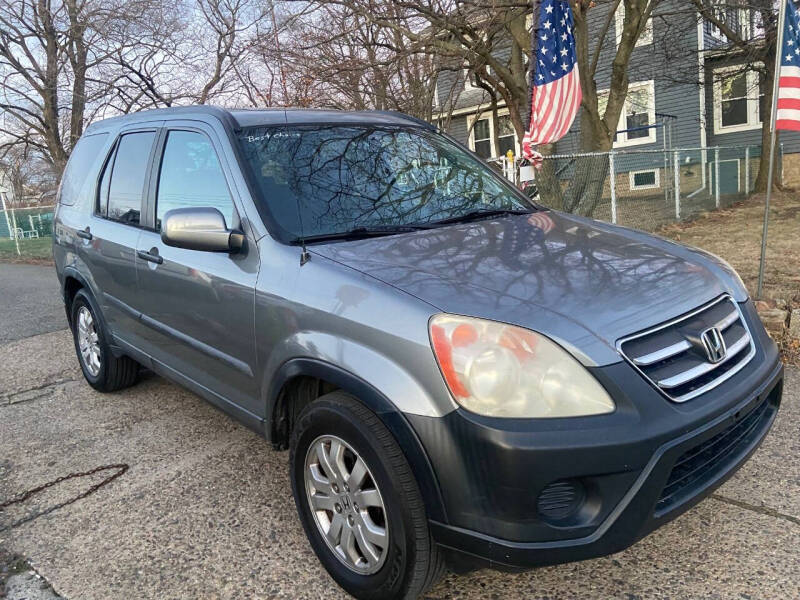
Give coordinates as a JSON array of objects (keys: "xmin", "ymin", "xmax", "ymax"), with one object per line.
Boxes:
[
  {"xmin": 1, "ymin": 377, "xmax": 79, "ymax": 407},
  {"xmin": 711, "ymin": 493, "xmax": 800, "ymax": 526}
]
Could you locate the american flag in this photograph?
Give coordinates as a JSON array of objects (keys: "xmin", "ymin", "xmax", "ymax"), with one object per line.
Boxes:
[
  {"xmin": 776, "ymin": 0, "xmax": 800, "ymax": 131},
  {"xmin": 522, "ymin": 0, "xmax": 581, "ymax": 160}
]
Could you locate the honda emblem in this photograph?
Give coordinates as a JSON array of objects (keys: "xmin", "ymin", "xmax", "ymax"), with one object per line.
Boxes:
[{"xmin": 700, "ymin": 327, "xmax": 727, "ymax": 363}]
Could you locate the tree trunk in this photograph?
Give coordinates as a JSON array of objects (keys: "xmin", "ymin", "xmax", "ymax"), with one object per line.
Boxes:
[
  {"xmin": 66, "ymin": 0, "xmax": 87, "ymax": 151},
  {"xmin": 535, "ymin": 143, "xmax": 564, "ymax": 208},
  {"xmin": 562, "ymin": 153, "xmax": 610, "ymax": 215},
  {"xmin": 537, "ymin": 104, "xmax": 614, "ymax": 216},
  {"xmin": 38, "ymin": 0, "xmax": 68, "ymax": 175}
]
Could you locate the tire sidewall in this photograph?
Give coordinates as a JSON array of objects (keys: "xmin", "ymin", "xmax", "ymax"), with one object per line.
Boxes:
[
  {"xmin": 71, "ymin": 290, "xmax": 108, "ymax": 388},
  {"xmin": 290, "ymin": 401, "xmax": 418, "ymax": 600}
]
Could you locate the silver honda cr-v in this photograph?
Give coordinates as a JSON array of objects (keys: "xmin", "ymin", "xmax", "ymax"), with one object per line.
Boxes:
[{"xmin": 54, "ymin": 106, "xmax": 783, "ymax": 600}]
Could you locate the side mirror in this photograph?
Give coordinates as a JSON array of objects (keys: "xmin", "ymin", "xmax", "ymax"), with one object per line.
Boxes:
[{"xmin": 161, "ymin": 207, "xmax": 244, "ymax": 253}]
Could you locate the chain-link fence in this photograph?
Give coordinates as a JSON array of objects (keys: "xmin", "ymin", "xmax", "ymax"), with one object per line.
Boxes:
[
  {"xmin": 0, "ymin": 201, "xmax": 55, "ymax": 262},
  {"xmin": 496, "ymin": 145, "xmax": 775, "ymax": 233}
]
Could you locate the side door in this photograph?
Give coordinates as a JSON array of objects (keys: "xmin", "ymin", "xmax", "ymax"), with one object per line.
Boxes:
[
  {"xmin": 80, "ymin": 126, "xmax": 160, "ymax": 351},
  {"xmin": 135, "ymin": 123, "xmax": 260, "ymax": 414}
]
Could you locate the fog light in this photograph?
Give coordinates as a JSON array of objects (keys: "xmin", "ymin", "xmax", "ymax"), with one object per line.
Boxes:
[{"xmin": 537, "ymin": 479, "xmax": 586, "ymax": 522}]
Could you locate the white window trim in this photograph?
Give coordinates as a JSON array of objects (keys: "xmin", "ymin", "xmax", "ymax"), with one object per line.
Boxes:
[
  {"xmin": 629, "ymin": 168, "xmax": 661, "ymax": 190},
  {"xmin": 615, "ymin": 4, "xmax": 653, "ymax": 47},
  {"xmin": 599, "ymin": 80, "xmax": 657, "ymax": 148},
  {"xmin": 712, "ymin": 65, "xmax": 762, "ymax": 135},
  {"xmin": 467, "ymin": 109, "xmax": 522, "ymax": 158}
]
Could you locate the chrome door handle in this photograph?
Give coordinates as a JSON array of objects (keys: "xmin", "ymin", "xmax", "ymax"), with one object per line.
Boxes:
[{"xmin": 137, "ymin": 249, "xmax": 163, "ymax": 265}]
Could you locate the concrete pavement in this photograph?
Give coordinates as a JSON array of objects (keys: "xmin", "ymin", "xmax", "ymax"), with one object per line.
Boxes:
[{"xmin": 1, "ymin": 328, "xmax": 798, "ymax": 599}]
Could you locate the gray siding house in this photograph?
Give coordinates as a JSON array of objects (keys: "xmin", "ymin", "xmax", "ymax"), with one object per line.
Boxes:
[{"xmin": 434, "ymin": 1, "xmax": 800, "ymax": 193}]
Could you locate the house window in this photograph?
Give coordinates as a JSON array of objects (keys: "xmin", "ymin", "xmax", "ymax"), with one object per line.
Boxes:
[
  {"xmin": 709, "ymin": 7, "xmax": 726, "ymax": 40},
  {"xmin": 598, "ymin": 80, "xmax": 656, "ymax": 147},
  {"xmin": 472, "ymin": 118, "xmax": 492, "ymax": 158},
  {"xmin": 713, "ymin": 67, "xmax": 763, "ymax": 133},
  {"xmin": 629, "ymin": 169, "xmax": 660, "ymax": 190},
  {"xmin": 497, "ymin": 116, "xmax": 516, "ymax": 157},
  {"xmin": 738, "ymin": 8, "xmax": 752, "ymax": 39},
  {"xmin": 615, "ymin": 4, "xmax": 653, "ymax": 47},
  {"xmin": 707, "ymin": 3, "xmax": 749, "ymax": 40},
  {"xmin": 720, "ymin": 72, "xmax": 748, "ymax": 127},
  {"xmin": 625, "ymin": 86, "xmax": 654, "ymax": 141},
  {"xmin": 468, "ymin": 111, "xmax": 522, "ymax": 159}
]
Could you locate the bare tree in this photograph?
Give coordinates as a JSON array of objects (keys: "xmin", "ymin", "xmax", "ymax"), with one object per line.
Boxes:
[
  {"xmin": 0, "ymin": 0, "xmax": 176, "ymax": 173},
  {"xmin": 0, "ymin": 144, "xmax": 58, "ymax": 205},
  {"xmin": 1, "ymin": 0, "xmax": 89, "ymax": 172},
  {"xmin": 252, "ymin": 1, "xmax": 439, "ymax": 117},
  {"xmin": 0, "ymin": 0, "xmax": 270, "ymax": 176},
  {"xmin": 306, "ymin": 0, "xmax": 662, "ymax": 214}
]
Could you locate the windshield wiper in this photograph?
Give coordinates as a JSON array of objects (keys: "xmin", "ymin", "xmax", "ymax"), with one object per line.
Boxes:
[
  {"xmin": 425, "ymin": 208, "xmax": 532, "ymax": 227},
  {"xmin": 291, "ymin": 224, "xmax": 432, "ymax": 245}
]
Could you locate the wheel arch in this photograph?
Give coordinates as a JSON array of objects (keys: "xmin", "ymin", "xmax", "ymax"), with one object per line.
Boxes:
[
  {"xmin": 61, "ymin": 267, "xmax": 118, "ymax": 355},
  {"xmin": 61, "ymin": 266, "xmax": 92, "ymax": 326},
  {"xmin": 267, "ymin": 357, "xmax": 448, "ymax": 523}
]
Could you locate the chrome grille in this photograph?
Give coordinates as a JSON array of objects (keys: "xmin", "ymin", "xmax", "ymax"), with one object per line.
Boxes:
[{"xmin": 617, "ymin": 296, "xmax": 755, "ymax": 403}]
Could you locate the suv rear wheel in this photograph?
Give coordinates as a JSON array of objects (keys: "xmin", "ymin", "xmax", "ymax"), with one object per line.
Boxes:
[
  {"xmin": 71, "ymin": 289, "xmax": 139, "ymax": 392},
  {"xmin": 289, "ymin": 391, "xmax": 444, "ymax": 600}
]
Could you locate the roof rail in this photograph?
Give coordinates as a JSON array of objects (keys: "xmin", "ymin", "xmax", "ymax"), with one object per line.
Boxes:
[{"xmin": 84, "ymin": 105, "xmax": 238, "ymax": 133}]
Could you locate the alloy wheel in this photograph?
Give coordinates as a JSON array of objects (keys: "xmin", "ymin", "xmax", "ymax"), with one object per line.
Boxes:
[
  {"xmin": 76, "ymin": 306, "xmax": 101, "ymax": 377},
  {"xmin": 304, "ymin": 435, "xmax": 389, "ymax": 574}
]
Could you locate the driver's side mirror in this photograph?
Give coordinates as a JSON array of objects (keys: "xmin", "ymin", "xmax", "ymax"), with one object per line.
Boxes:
[{"xmin": 161, "ymin": 207, "xmax": 244, "ymax": 253}]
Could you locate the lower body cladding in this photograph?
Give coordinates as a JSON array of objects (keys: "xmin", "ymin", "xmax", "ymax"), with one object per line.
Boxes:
[{"xmin": 407, "ymin": 305, "xmax": 783, "ymax": 571}]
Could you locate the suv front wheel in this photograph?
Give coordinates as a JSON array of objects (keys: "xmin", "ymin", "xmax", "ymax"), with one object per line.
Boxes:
[{"xmin": 289, "ymin": 392, "xmax": 444, "ymax": 600}]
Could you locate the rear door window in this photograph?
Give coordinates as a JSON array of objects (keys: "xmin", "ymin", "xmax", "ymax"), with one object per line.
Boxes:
[
  {"xmin": 155, "ymin": 130, "xmax": 236, "ymax": 231},
  {"xmin": 58, "ymin": 133, "xmax": 108, "ymax": 206},
  {"xmin": 103, "ymin": 131, "xmax": 156, "ymax": 225}
]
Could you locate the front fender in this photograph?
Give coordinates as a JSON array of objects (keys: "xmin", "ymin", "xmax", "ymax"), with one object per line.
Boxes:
[
  {"xmin": 266, "ymin": 355, "xmax": 449, "ymax": 523},
  {"xmin": 263, "ymin": 331, "xmax": 454, "ymax": 419}
]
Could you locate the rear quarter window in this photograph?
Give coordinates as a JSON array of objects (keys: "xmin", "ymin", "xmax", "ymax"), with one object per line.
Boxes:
[{"xmin": 57, "ymin": 133, "xmax": 109, "ymax": 207}]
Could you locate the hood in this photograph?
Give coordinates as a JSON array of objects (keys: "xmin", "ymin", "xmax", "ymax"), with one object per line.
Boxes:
[{"xmin": 310, "ymin": 211, "xmax": 742, "ymax": 366}]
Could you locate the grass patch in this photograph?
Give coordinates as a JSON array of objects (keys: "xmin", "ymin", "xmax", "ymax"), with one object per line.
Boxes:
[
  {"xmin": 0, "ymin": 236, "xmax": 53, "ymax": 264},
  {"xmin": 658, "ymin": 191, "xmax": 800, "ymax": 303}
]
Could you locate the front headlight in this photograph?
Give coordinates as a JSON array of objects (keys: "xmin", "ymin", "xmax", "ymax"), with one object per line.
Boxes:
[{"xmin": 429, "ymin": 314, "xmax": 615, "ymax": 418}]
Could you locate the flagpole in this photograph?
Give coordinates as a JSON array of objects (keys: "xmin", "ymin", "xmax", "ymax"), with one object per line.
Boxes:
[{"xmin": 757, "ymin": 0, "xmax": 788, "ymax": 299}]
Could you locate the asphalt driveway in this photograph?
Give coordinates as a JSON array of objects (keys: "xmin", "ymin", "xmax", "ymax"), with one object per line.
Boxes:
[
  {"xmin": 0, "ymin": 269, "xmax": 798, "ymax": 599},
  {"xmin": 0, "ymin": 262, "xmax": 63, "ymax": 344}
]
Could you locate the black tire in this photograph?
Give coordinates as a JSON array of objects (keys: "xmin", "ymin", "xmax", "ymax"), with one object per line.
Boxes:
[
  {"xmin": 290, "ymin": 392, "xmax": 445, "ymax": 600},
  {"xmin": 70, "ymin": 289, "xmax": 139, "ymax": 393}
]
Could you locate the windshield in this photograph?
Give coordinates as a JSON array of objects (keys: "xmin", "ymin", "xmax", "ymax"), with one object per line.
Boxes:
[{"xmin": 236, "ymin": 125, "xmax": 532, "ymax": 241}]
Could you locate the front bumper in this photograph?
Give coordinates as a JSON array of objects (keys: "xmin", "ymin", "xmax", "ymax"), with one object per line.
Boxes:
[{"xmin": 407, "ymin": 300, "xmax": 783, "ymax": 570}]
